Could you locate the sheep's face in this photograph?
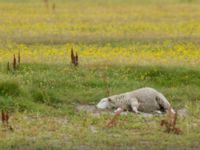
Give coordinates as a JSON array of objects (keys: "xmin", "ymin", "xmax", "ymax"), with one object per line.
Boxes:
[{"xmin": 96, "ymin": 98, "xmax": 112, "ymax": 109}]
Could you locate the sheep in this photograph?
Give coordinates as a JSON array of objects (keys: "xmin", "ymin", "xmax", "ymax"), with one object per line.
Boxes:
[{"xmin": 96, "ymin": 87, "xmax": 175, "ymax": 114}]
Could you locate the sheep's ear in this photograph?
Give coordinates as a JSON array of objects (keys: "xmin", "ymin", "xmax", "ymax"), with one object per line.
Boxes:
[{"xmin": 108, "ymin": 98, "xmax": 112, "ymax": 102}]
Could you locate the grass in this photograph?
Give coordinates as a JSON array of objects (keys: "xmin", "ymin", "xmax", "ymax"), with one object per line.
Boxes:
[
  {"xmin": 1, "ymin": 64, "xmax": 200, "ymax": 112},
  {"xmin": 0, "ymin": 63, "xmax": 200, "ymax": 149},
  {"xmin": 0, "ymin": 0, "xmax": 200, "ymax": 149}
]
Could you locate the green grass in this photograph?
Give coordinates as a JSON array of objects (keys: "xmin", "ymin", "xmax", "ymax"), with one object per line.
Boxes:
[
  {"xmin": 1, "ymin": 63, "xmax": 200, "ymax": 149},
  {"xmin": 1, "ymin": 63, "xmax": 200, "ymax": 114}
]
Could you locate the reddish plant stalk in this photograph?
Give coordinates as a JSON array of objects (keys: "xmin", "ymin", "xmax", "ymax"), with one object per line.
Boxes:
[
  {"xmin": 160, "ymin": 108, "xmax": 182, "ymax": 134},
  {"xmin": 71, "ymin": 48, "xmax": 75, "ymax": 64},
  {"xmin": 106, "ymin": 108, "xmax": 123, "ymax": 128},
  {"xmin": 13, "ymin": 54, "xmax": 17, "ymax": 70}
]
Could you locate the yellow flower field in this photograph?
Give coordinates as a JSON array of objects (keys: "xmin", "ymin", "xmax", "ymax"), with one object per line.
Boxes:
[
  {"xmin": 1, "ymin": 42, "xmax": 200, "ymax": 66},
  {"xmin": 0, "ymin": 1, "xmax": 200, "ymax": 67}
]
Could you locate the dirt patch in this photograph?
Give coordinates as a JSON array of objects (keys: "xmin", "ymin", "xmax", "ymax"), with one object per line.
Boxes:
[
  {"xmin": 75, "ymin": 104, "xmax": 188, "ymax": 118},
  {"xmin": 75, "ymin": 104, "xmax": 114, "ymax": 117},
  {"xmin": 75, "ymin": 104, "xmax": 156, "ymax": 118}
]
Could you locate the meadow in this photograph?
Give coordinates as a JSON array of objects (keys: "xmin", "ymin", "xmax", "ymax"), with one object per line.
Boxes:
[{"xmin": 0, "ymin": 0, "xmax": 200, "ymax": 149}]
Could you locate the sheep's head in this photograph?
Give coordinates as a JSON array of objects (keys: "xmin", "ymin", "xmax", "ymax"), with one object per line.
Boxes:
[{"xmin": 96, "ymin": 98, "xmax": 113, "ymax": 109}]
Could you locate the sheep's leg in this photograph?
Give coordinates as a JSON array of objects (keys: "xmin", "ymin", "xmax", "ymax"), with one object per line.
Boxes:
[
  {"xmin": 114, "ymin": 107, "xmax": 123, "ymax": 113},
  {"xmin": 154, "ymin": 110, "xmax": 163, "ymax": 114},
  {"xmin": 130, "ymin": 98, "xmax": 140, "ymax": 114}
]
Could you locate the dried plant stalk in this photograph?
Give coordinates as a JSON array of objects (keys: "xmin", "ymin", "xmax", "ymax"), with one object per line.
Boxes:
[
  {"xmin": 71, "ymin": 48, "xmax": 75, "ymax": 64},
  {"xmin": 1, "ymin": 110, "xmax": 9, "ymax": 125},
  {"xmin": 106, "ymin": 108, "xmax": 123, "ymax": 128},
  {"xmin": 1, "ymin": 110, "xmax": 13, "ymax": 131},
  {"xmin": 70, "ymin": 48, "xmax": 79, "ymax": 66},
  {"xmin": 13, "ymin": 54, "xmax": 17, "ymax": 70},
  {"xmin": 5, "ymin": 112, "xmax": 9, "ymax": 125},
  {"xmin": 160, "ymin": 106, "xmax": 182, "ymax": 134}
]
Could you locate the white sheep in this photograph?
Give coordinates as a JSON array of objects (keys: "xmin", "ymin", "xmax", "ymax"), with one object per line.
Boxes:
[{"xmin": 96, "ymin": 87, "xmax": 175, "ymax": 114}]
